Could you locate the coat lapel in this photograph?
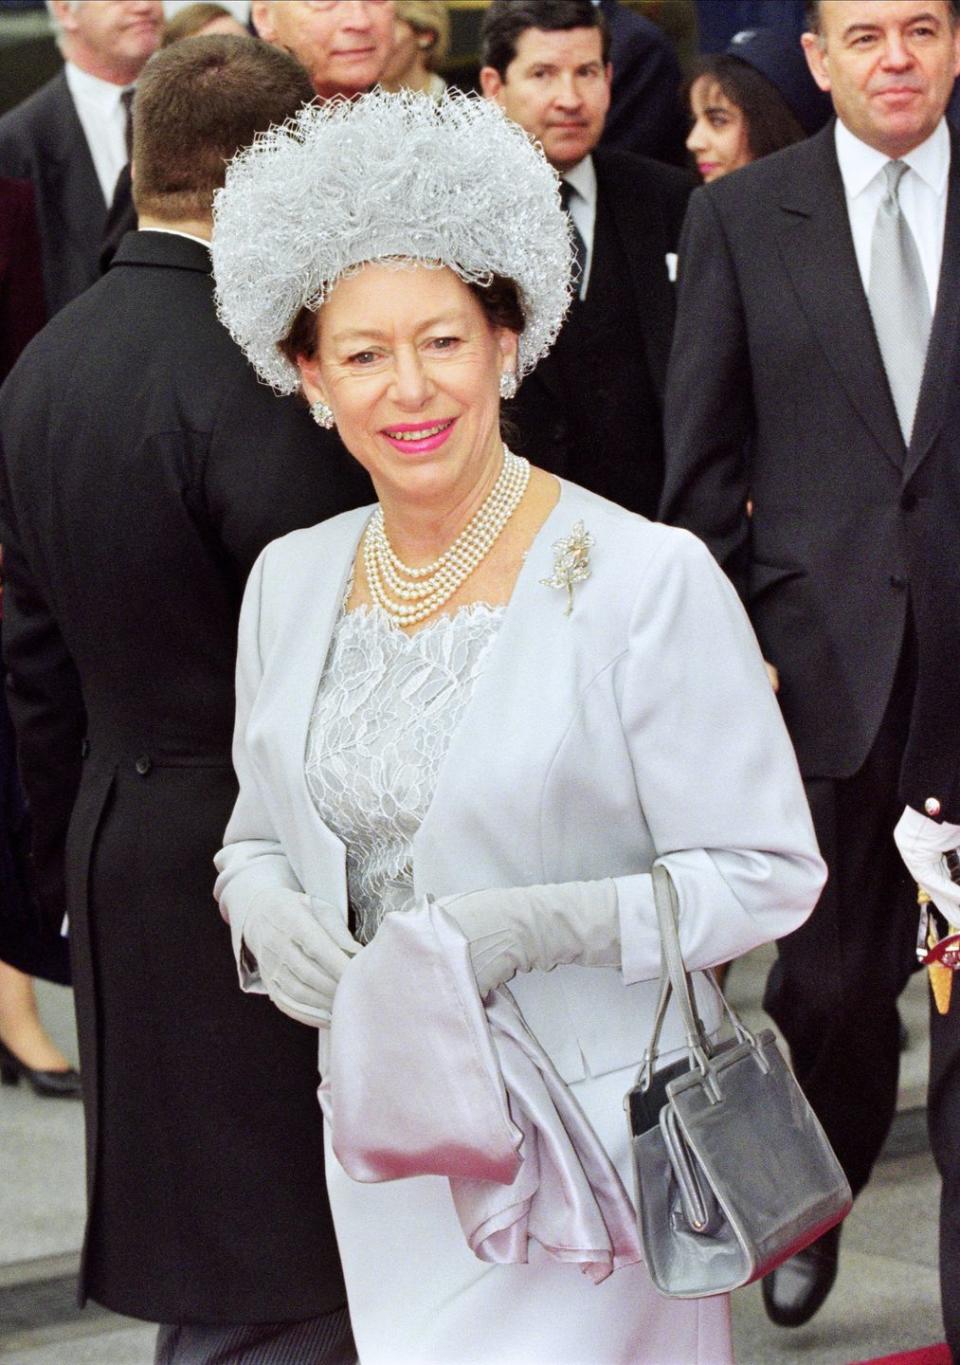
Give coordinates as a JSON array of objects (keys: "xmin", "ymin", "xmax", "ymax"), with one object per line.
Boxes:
[
  {"xmin": 39, "ymin": 73, "xmax": 106, "ymax": 252},
  {"xmin": 775, "ymin": 127, "xmax": 905, "ymax": 471},
  {"xmin": 904, "ymin": 130, "xmax": 960, "ymax": 483}
]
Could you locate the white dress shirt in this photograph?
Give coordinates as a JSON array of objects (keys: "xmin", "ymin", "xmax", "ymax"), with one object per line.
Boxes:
[
  {"xmin": 835, "ymin": 116, "xmax": 949, "ymax": 313},
  {"xmin": 561, "ymin": 155, "xmax": 598, "ymax": 299},
  {"xmin": 64, "ymin": 62, "xmax": 134, "ymax": 207}
]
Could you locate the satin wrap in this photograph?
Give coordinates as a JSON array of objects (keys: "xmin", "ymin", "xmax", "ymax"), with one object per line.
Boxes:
[{"xmin": 318, "ymin": 900, "xmax": 643, "ymax": 1283}]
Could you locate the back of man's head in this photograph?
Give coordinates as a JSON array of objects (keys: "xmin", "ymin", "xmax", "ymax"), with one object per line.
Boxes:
[
  {"xmin": 480, "ymin": 0, "xmax": 610, "ymax": 80},
  {"xmin": 132, "ymin": 35, "xmax": 313, "ymax": 224}
]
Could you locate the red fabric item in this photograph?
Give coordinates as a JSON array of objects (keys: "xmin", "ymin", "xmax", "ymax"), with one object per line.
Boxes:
[{"xmin": 850, "ymin": 1346, "xmax": 951, "ymax": 1365}]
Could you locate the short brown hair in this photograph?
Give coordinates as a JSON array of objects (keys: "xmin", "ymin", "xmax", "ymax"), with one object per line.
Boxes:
[
  {"xmin": 161, "ymin": 2, "xmax": 242, "ymax": 47},
  {"xmin": 279, "ymin": 274, "xmax": 525, "ymax": 368},
  {"xmin": 132, "ymin": 35, "xmax": 313, "ymax": 222}
]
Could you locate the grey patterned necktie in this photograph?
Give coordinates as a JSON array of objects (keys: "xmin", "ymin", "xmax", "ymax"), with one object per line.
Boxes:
[
  {"xmin": 560, "ymin": 180, "xmax": 588, "ymax": 298},
  {"xmin": 867, "ymin": 160, "xmax": 933, "ymax": 444}
]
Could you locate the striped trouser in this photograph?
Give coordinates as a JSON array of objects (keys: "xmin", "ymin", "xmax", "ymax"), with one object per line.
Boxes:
[{"xmin": 154, "ymin": 1306, "xmax": 355, "ymax": 1364}]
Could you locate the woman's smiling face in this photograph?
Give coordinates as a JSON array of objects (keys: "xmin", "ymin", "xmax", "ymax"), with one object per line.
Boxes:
[{"xmin": 296, "ymin": 262, "xmax": 518, "ymax": 518}]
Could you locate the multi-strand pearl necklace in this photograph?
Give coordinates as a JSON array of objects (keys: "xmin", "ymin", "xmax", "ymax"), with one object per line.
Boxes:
[{"xmin": 363, "ymin": 448, "xmax": 531, "ymax": 627}]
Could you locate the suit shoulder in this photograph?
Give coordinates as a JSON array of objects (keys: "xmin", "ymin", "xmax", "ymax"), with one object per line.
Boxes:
[
  {"xmin": 595, "ymin": 146, "xmax": 694, "ymax": 199},
  {"xmin": 0, "ymin": 74, "xmax": 67, "ymax": 148},
  {"xmin": 559, "ymin": 480, "xmax": 709, "ymax": 565},
  {"xmin": 702, "ymin": 132, "xmax": 828, "ymax": 213},
  {"xmin": 259, "ymin": 506, "xmax": 373, "ymax": 577}
]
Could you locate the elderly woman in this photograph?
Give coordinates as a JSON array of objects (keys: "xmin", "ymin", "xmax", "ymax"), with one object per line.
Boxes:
[
  {"xmin": 212, "ymin": 91, "xmax": 824, "ymax": 1365},
  {"xmin": 380, "ymin": 0, "xmax": 450, "ymax": 98}
]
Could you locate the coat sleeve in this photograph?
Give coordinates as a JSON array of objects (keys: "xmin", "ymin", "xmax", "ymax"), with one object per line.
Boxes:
[
  {"xmin": 213, "ymin": 547, "xmax": 302, "ymax": 976},
  {"xmin": 658, "ymin": 187, "xmax": 754, "ymax": 596},
  {"xmin": 0, "ymin": 435, "xmax": 85, "ymax": 936},
  {"xmin": 612, "ymin": 529, "xmax": 825, "ymax": 983}
]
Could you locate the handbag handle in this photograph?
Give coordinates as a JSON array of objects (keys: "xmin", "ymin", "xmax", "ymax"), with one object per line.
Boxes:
[{"xmin": 637, "ymin": 864, "xmax": 760, "ymax": 1092}]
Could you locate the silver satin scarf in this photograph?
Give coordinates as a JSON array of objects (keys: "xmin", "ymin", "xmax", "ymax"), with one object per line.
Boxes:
[{"xmin": 319, "ymin": 900, "xmax": 642, "ymax": 1283}]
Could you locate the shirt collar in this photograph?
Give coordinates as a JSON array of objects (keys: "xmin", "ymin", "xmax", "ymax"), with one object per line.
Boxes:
[
  {"xmin": 65, "ymin": 61, "xmax": 132, "ymax": 113},
  {"xmin": 835, "ymin": 116, "xmax": 950, "ymax": 199},
  {"xmin": 561, "ymin": 154, "xmax": 597, "ymax": 211}
]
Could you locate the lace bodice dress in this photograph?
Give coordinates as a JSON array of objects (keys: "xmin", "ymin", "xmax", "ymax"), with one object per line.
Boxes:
[{"xmin": 305, "ymin": 602, "xmax": 504, "ymax": 945}]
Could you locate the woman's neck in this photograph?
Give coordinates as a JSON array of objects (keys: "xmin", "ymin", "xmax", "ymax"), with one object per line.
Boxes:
[{"xmin": 377, "ymin": 450, "xmax": 505, "ymax": 565}]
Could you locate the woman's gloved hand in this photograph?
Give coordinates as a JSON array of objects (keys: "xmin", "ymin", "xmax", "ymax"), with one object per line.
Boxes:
[
  {"xmin": 894, "ymin": 805, "xmax": 960, "ymax": 930},
  {"xmin": 241, "ymin": 888, "xmax": 360, "ymax": 1026},
  {"xmin": 436, "ymin": 879, "xmax": 620, "ymax": 996}
]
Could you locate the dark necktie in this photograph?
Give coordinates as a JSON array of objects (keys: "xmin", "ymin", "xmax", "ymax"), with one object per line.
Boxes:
[
  {"xmin": 121, "ymin": 87, "xmax": 135, "ymax": 162},
  {"xmin": 560, "ymin": 179, "xmax": 588, "ymax": 298}
]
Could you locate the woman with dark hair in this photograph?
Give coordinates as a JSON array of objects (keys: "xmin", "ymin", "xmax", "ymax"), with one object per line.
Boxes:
[
  {"xmin": 211, "ymin": 88, "xmax": 825, "ymax": 1363},
  {"xmin": 686, "ymin": 27, "xmax": 830, "ymax": 182}
]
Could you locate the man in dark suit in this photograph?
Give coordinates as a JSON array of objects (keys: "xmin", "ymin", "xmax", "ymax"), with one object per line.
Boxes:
[
  {"xmin": 0, "ymin": 36, "xmax": 371, "ymax": 1364},
  {"xmin": 0, "ymin": 0, "xmax": 161, "ymax": 317},
  {"xmin": 660, "ymin": 0, "xmax": 960, "ymax": 1330},
  {"xmin": 481, "ymin": 0, "xmax": 693, "ymax": 519},
  {"xmin": 892, "ymin": 357, "xmax": 960, "ymax": 1359}
]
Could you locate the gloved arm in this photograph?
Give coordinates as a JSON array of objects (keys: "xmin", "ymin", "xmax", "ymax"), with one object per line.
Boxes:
[
  {"xmin": 436, "ymin": 879, "xmax": 619, "ymax": 996},
  {"xmin": 241, "ymin": 887, "xmax": 361, "ymax": 1027},
  {"xmin": 894, "ymin": 805, "xmax": 960, "ymax": 930}
]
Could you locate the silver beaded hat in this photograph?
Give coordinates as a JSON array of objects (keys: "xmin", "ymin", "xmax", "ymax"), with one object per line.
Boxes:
[{"xmin": 211, "ymin": 87, "xmax": 575, "ymax": 395}]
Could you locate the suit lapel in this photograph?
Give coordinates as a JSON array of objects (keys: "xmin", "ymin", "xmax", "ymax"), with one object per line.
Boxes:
[
  {"xmin": 775, "ymin": 127, "xmax": 905, "ymax": 471},
  {"xmin": 39, "ymin": 74, "xmax": 106, "ymax": 253},
  {"xmin": 594, "ymin": 153, "xmax": 675, "ymax": 401},
  {"xmin": 904, "ymin": 131, "xmax": 960, "ymax": 483}
]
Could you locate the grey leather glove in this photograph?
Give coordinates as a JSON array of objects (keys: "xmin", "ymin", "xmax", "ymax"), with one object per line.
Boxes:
[
  {"xmin": 437, "ymin": 879, "xmax": 620, "ymax": 996},
  {"xmin": 241, "ymin": 888, "xmax": 360, "ymax": 1027}
]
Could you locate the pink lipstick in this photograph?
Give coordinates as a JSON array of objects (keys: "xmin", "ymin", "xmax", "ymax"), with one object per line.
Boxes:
[{"xmin": 381, "ymin": 419, "xmax": 455, "ymax": 455}]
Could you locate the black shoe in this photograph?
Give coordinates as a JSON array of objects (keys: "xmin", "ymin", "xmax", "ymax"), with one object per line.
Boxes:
[
  {"xmin": 0, "ymin": 1038, "xmax": 82, "ymax": 1098},
  {"xmin": 762, "ymin": 1225, "xmax": 841, "ymax": 1328}
]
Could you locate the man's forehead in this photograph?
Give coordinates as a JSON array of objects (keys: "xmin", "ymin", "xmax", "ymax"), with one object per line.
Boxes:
[
  {"xmin": 820, "ymin": 0, "xmax": 953, "ymax": 31},
  {"xmin": 512, "ymin": 26, "xmax": 605, "ymax": 63}
]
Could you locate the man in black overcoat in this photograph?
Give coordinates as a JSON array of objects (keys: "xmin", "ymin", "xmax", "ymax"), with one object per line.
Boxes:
[
  {"xmin": 480, "ymin": 0, "xmax": 693, "ymax": 520},
  {"xmin": 659, "ymin": 0, "xmax": 960, "ymax": 1329},
  {"xmin": 0, "ymin": 36, "xmax": 372, "ymax": 1364},
  {"xmin": 891, "ymin": 335, "xmax": 960, "ymax": 1360},
  {"xmin": 0, "ymin": 0, "xmax": 161, "ymax": 317}
]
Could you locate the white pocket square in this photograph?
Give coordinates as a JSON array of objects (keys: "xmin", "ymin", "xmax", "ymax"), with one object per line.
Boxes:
[{"xmin": 666, "ymin": 253, "xmax": 678, "ymax": 283}]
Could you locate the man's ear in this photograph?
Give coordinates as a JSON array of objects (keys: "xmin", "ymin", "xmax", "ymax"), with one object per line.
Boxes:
[
  {"xmin": 801, "ymin": 31, "xmax": 831, "ymax": 93},
  {"xmin": 250, "ymin": 2, "xmax": 275, "ymax": 43},
  {"xmin": 479, "ymin": 67, "xmax": 505, "ymax": 104},
  {"xmin": 52, "ymin": 0, "xmax": 80, "ymax": 36}
]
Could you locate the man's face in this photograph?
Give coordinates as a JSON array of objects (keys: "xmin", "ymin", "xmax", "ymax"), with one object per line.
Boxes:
[
  {"xmin": 252, "ymin": 0, "xmax": 394, "ymax": 99},
  {"xmin": 802, "ymin": 0, "xmax": 960, "ymax": 157},
  {"xmin": 480, "ymin": 26, "xmax": 611, "ymax": 174},
  {"xmin": 55, "ymin": 0, "xmax": 162, "ymax": 84}
]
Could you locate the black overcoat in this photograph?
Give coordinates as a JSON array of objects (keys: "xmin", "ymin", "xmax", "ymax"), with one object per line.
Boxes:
[{"xmin": 0, "ymin": 231, "xmax": 373, "ymax": 1323}]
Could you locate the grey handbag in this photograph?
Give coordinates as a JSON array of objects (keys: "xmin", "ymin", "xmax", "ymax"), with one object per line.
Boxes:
[{"xmin": 625, "ymin": 864, "xmax": 852, "ymax": 1299}]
